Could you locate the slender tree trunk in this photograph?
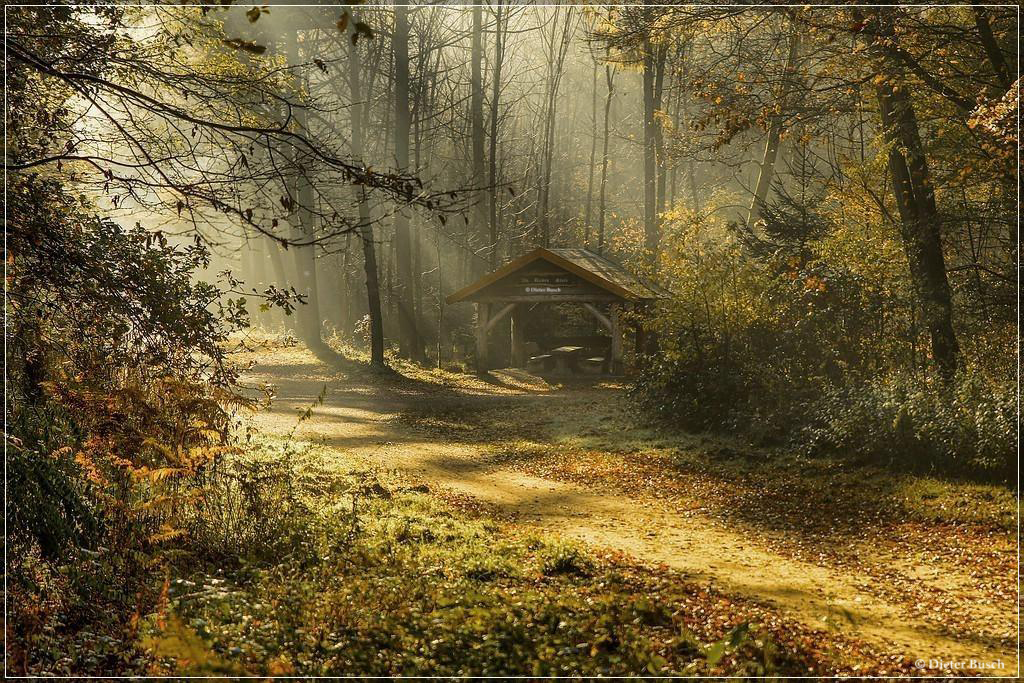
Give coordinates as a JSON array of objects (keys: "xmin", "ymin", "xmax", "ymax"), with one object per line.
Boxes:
[
  {"xmin": 597, "ymin": 64, "xmax": 616, "ymax": 254},
  {"xmin": 487, "ymin": 2, "xmax": 505, "ymax": 267},
  {"xmin": 640, "ymin": 21, "xmax": 665, "ymax": 357},
  {"xmin": 393, "ymin": 2, "xmax": 425, "ymax": 362},
  {"xmin": 745, "ymin": 27, "xmax": 801, "ymax": 230},
  {"xmin": 292, "ymin": 141, "xmax": 321, "ymax": 347},
  {"xmin": 868, "ymin": 9, "xmax": 960, "ymax": 379},
  {"xmin": 348, "ymin": 20, "xmax": 385, "ymax": 367},
  {"xmin": 538, "ymin": 7, "xmax": 574, "ymax": 248},
  {"xmin": 972, "ymin": 5, "xmax": 1011, "ymax": 90},
  {"xmin": 667, "ymin": 72, "xmax": 683, "ymax": 209},
  {"xmin": 241, "ymin": 236, "xmax": 263, "ymax": 326},
  {"xmin": 287, "ymin": 32, "xmax": 327, "ymax": 354},
  {"xmin": 538, "ymin": 85, "xmax": 555, "ymax": 246},
  {"xmin": 641, "ymin": 37, "xmax": 659, "ymax": 264},
  {"xmin": 583, "ymin": 58, "xmax": 598, "ymax": 247},
  {"xmin": 470, "ymin": 4, "xmax": 488, "ymax": 272},
  {"xmin": 340, "ymin": 235, "xmax": 351, "ymax": 331},
  {"xmin": 653, "ymin": 42, "xmax": 668, "ymax": 217},
  {"xmin": 413, "ymin": 84, "xmax": 424, "ymax": 331},
  {"xmin": 263, "ymin": 234, "xmax": 288, "ymax": 330},
  {"xmin": 673, "ymin": 40, "xmax": 702, "ymax": 214}
]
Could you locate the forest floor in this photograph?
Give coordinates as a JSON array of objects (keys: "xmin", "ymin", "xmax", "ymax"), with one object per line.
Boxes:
[{"xmin": 238, "ymin": 340, "xmax": 1018, "ymax": 677}]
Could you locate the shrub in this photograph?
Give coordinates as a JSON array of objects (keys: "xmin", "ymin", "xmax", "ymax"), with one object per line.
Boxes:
[
  {"xmin": 802, "ymin": 371, "xmax": 1018, "ymax": 480},
  {"xmin": 7, "ymin": 426, "xmax": 96, "ymax": 560},
  {"xmin": 632, "ymin": 340, "xmax": 821, "ymax": 445},
  {"xmin": 6, "ymin": 172, "xmax": 298, "ymax": 674},
  {"xmin": 634, "ymin": 198, "xmax": 1017, "ymax": 479},
  {"xmin": 180, "ymin": 456, "xmax": 314, "ymax": 565},
  {"xmin": 538, "ymin": 541, "xmax": 595, "ymax": 577}
]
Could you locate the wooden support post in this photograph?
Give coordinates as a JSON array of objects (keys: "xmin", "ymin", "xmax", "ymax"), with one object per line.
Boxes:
[
  {"xmin": 475, "ymin": 302, "xmax": 490, "ymax": 374},
  {"xmin": 633, "ymin": 302, "xmax": 646, "ymax": 373},
  {"xmin": 610, "ymin": 304, "xmax": 623, "ymax": 374},
  {"xmin": 510, "ymin": 304, "xmax": 526, "ymax": 368}
]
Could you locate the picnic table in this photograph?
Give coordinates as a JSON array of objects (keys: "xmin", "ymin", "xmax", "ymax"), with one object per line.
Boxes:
[{"xmin": 550, "ymin": 345, "xmax": 584, "ymax": 374}]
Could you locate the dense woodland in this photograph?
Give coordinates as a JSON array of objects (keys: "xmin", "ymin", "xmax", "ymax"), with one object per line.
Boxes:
[{"xmin": 5, "ymin": 3, "xmax": 1019, "ymax": 677}]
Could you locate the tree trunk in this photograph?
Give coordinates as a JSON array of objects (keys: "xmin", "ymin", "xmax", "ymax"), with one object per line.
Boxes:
[
  {"xmin": 597, "ymin": 64, "xmax": 616, "ymax": 254},
  {"xmin": 487, "ymin": 1, "xmax": 505, "ymax": 268},
  {"xmin": 972, "ymin": 5, "xmax": 1011, "ymax": 91},
  {"xmin": 287, "ymin": 32, "xmax": 327, "ymax": 354},
  {"xmin": 537, "ymin": 7, "xmax": 574, "ymax": 248},
  {"xmin": 470, "ymin": 4, "xmax": 488, "ymax": 272},
  {"xmin": 869, "ymin": 9, "xmax": 960, "ymax": 379},
  {"xmin": 262, "ymin": 234, "xmax": 288, "ymax": 329},
  {"xmin": 653, "ymin": 42, "xmax": 668, "ymax": 217},
  {"xmin": 340, "ymin": 235, "xmax": 352, "ymax": 332},
  {"xmin": 745, "ymin": 27, "xmax": 801, "ymax": 230},
  {"xmin": 583, "ymin": 58, "xmax": 598, "ymax": 246},
  {"xmin": 393, "ymin": 2, "xmax": 425, "ymax": 363},
  {"xmin": 348, "ymin": 17, "xmax": 385, "ymax": 367},
  {"xmin": 641, "ymin": 37, "xmax": 660, "ymax": 265},
  {"xmin": 877, "ymin": 84, "xmax": 960, "ymax": 379}
]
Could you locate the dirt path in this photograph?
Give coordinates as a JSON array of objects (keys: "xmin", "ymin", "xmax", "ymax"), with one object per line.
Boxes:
[{"xmin": 243, "ymin": 347, "xmax": 1018, "ymax": 677}]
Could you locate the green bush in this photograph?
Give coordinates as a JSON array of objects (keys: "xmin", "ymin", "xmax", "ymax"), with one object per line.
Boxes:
[
  {"xmin": 7, "ymin": 432, "xmax": 96, "ymax": 560},
  {"xmin": 633, "ymin": 341, "xmax": 820, "ymax": 445},
  {"xmin": 538, "ymin": 541, "xmax": 595, "ymax": 577},
  {"xmin": 636, "ymin": 349, "xmax": 1017, "ymax": 480},
  {"xmin": 802, "ymin": 371, "xmax": 1018, "ymax": 479},
  {"xmin": 637, "ymin": 201, "xmax": 1016, "ymax": 480},
  {"xmin": 180, "ymin": 456, "xmax": 316, "ymax": 566},
  {"xmin": 6, "ymin": 170, "xmax": 299, "ymax": 673}
]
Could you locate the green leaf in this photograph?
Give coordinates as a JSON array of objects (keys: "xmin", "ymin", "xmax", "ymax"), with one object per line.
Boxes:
[
  {"xmin": 705, "ymin": 639, "xmax": 727, "ymax": 667},
  {"xmin": 728, "ymin": 622, "xmax": 750, "ymax": 647},
  {"xmin": 705, "ymin": 622, "xmax": 750, "ymax": 667},
  {"xmin": 646, "ymin": 655, "xmax": 667, "ymax": 674}
]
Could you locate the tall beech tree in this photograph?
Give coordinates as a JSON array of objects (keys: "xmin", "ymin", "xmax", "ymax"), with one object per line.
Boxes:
[
  {"xmin": 862, "ymin": 7, "xmax": 960, "ymax": 379},
  {"xmin": 346, "ymin": 14, "xmax": 386, "ymax": 367},
  {"xmin": 392, "ymin": 2, "xmax": 426, "ymax": 362}
]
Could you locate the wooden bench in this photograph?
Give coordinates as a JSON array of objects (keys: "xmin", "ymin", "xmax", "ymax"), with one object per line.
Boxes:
[{"xmin": 527, "ymin": 354, "xmax": 553, "ymax": 372}]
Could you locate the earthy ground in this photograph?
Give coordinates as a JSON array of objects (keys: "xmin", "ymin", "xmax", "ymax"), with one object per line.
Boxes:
[{"xmin": 239, "ymin": 341, "xmax": 1018, "ymax": 677}]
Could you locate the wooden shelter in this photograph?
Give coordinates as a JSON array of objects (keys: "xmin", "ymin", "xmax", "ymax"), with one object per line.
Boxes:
[{"xmin": 446, "ymin": 248, "xmax": 670, "ymax": 374}]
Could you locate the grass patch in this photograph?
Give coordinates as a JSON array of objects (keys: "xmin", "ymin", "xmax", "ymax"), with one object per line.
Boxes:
[
  {"xmin": 138, "ymin": 441, "xmax": 896, "ymax": 677},
  {"xmin": 466, "ymin": 387, "xmax": 1016, "ymax": 534}
]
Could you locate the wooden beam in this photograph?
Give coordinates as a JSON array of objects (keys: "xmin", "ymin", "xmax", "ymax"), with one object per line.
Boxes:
[
  {"xmin": 510, "ymin": 305, "xmax": 526, "ymax": 368},
  {"xmin": 633, "ymin": 302, "xmax": 646, "ymax": 373},
  {"xmin": 582, "ymin": 302, "xmax": 613, "ymax": 332},
  {"xmin": 475, "ymin": 302, "xmax": 490, "ymax": 374},
  {"xmin": 610, "ymin": 305, "xmax": 623, "ymax": 374},
  {"xmin": 484, "ymin": 303, "xmax": 515, "ymax": 333},
  {"xmin": 471, "ymin": 294, "xmax": 625, "ymax": 304}
]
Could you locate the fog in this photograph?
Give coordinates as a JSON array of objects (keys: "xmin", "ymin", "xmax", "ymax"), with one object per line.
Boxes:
[
  {"xmin": 9, "ymin": 4, "xmax": 1018, "ymax": 675},
  {"xmin": 49, "ymin": 4, "xmax": 1015, "ymax": 369},
  {"xmin": 197, "ymin": 5, "xmax": 774, "ymax": 356}
]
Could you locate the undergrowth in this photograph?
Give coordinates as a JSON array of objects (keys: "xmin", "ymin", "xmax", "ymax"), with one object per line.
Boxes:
[{"xmin": 137, "ymin": 441, "xmax": 854, "ymax": 677}]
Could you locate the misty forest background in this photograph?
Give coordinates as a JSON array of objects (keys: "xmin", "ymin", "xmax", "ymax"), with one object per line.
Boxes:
[{"xmin": 6, "ymin": 2, "xmax": 1019, "ymax": 677}]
